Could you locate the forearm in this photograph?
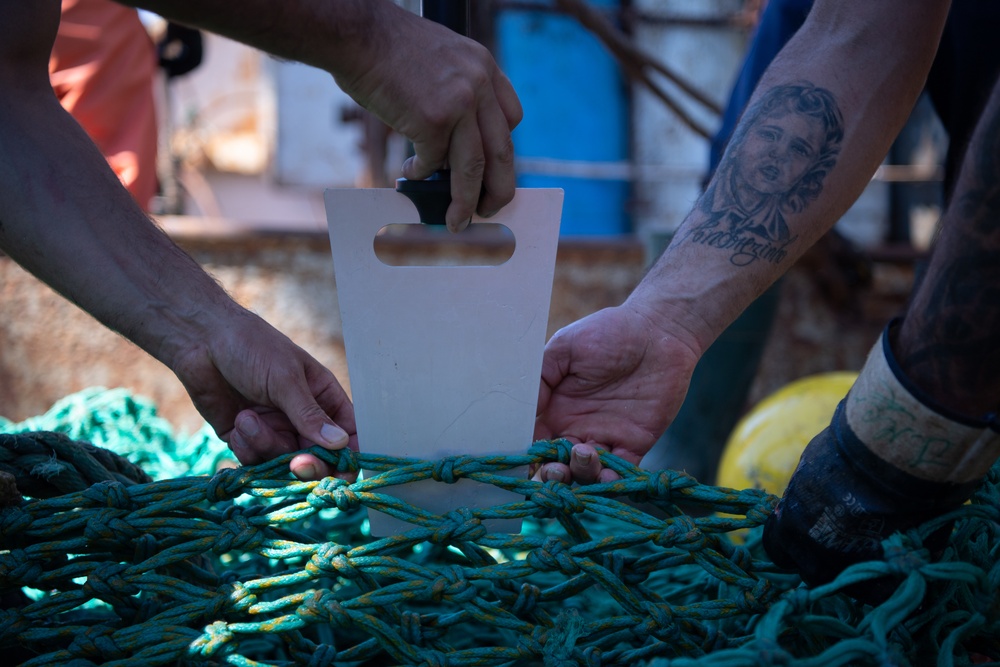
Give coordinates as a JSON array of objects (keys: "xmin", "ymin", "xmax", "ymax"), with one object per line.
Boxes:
[
  {"xmin": 630, "ymin": 0, "xmax": 950, "ymax": 356},
  {"xmin": 895, "ymin": 78, "xmax": 1000, "ymax": 416},
  {"xmin": 0, "ymin": 81, "xmax": 238, "ymax": 371},
  {"xmin": 119, "ymin": 0, "xmax": 396, "ymax": 82}
]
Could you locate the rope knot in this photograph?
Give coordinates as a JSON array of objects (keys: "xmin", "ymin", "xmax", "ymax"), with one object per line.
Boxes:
[
  {"xmin": 431, "ymin": 508, "xmax": 486, "ymax": 543},
  {"xmin": 83, "ymin": 508, "xmax": 138, "ymax": 543},
  {"xmin": 221, "ymin": 580, "xmax": 257, "ymax": 612},
  {"xmin": 297, "ymin": 591, "xmax": 354, "ymax": 629},
  {"xmin": 432, "ymin": 457, "xmax": 462, "ymax": 483},
  {"xmin": 213, "ymin": 513, "xmax": 264, "ymax": 554},
  {"xmin": 0, "ymin": 548, "xmax": 42, "ymax": 586},
  {"xmin": 306, "ymin": 543, "xmax": 351, "ymax": 576},
  {"xmin": 331, "ymin": 447, "xmax": 359, "ymax": 475},
  {"xmin": 517, "ymin": 626, "xmax": 545, "ymax": 658},
  {"xmin": 744, "ymin": 496, "xmax": 777, "ymax": 525},
  {"xmin": 581, "ymin": 646, "xmax": 603, "ymax": 666},
  {"xmin": 400, "ymin": 610, "xmax": 424, "ymax": 645},
  {"xmin": 67, "ymin": 624, "xmax": 125, "ymax": 661},
  {"xmin": 637, "ymin": 601, "xmax": 679, "ymax": 642},
  {"xmin": 325, "ymin": 552, "xmax": 361, "ymax": 579},
  {"xmin": 132, "ymin": 533, "xmax": 158, "ymax": 563},
  {"xmin": 192, "ymin": 620, "xmax": 234, "ymax": 657},
  {"xmin": 642, "ymin": 470, "xmax": 675, "ymax": 500},
  {"xmin": 309, "ymin": 476, "xmax": 361, "ymax": 511},
  {"xmin": 0, "ymin": 506, "xmax": 31, "ymax": 538},
  {"xmin": 526, "ymin": 537, "xmax": 579, "ymax": 575},
  {"xmin": 81, "ymin": 480, "xmax": 132, "ymax": 509},
  {"xmin": 653, "ymin": 516, "xmax": 707, "ymax": 551},
  {"xmin": 735, "ymin": 578, "xmax": 774, "ymax": 612},
  {"xmin": 429, "ymin": 565, "xmax": 477, "ymax": 603},
  {"xmin": 511, "ymin": 582, "xmax": 541, "ymax": 616},
  {"xmin": 206, "ymin": 467, "xmax": 254, "ymax": 503},
  {"xmin": 530, "ymin": 480, "xmax": 584, "ymax": 515},
  {"xmin": 83, "ymin": 563, "xmax": 138, "ymax": 602},
  {"xmin": 727, "ymin": 544, "xmax": 754, "ymax": 571},
  {"xmin": 528, "ymin": 438, "xmax": 573, "ymax": 464},
  {"xmin": 0, "ymin": 608, "xmax": 32, "ymax": 643},
  {"xmin": 883, "ymin": 540, "xmax": 929, "ymax": 575},
  {"xmin": 290, "ymin": 642, "xmax": 338, "ymax": 667}
]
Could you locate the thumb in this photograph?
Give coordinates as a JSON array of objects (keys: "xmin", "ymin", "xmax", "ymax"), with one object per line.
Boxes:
[{"xmin": 275, "ymin": 383, "xmax": 350, "ymax": 450}]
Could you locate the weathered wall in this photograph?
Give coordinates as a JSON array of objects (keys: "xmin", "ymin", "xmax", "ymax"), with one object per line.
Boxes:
[{"xmin": 0, "ymin": 230, "xmax": 917, "ymax": 437}]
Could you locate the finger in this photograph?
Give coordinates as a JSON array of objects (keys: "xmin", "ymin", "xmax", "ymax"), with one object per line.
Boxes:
[
  {"xmin": 289, "ymin": 452, "xmax": 344, "ymax": 481},
  {"xmin": 474, "ymin": 89, "xmax": 517, "ymax": 219},
  {"xmin": 599, "ymin": 468, "xmax": 622, "ymax": 484},
  {"xmin": 312, "ymin": 379, "xmax": 357, "ymax": 438},
  {"xmin": 269, "ymin": 371, "xmax": 352, "ymax": 451},
  {"xmin": 227, "ymin": 428, "xmax": 262, "ymax": 466},
  {"xmin": 492, "ymin": 69, "xmax": 523, "ymax": 131},
  {"xmin": 227, "ymin": 409, "xmax": 298, "ymax": 465},
  {"xmin": 569, "ymin": 443, "xmax": 604, "ymax": 483},
  {"xmin": 401, "ymin": 148, "xmax": 446, "ymax": 184},
  {"xmin": 444, "ymin": 112, "xmax": 485, "ymax": 232},
  {"xmin": 536, "ymin": 462, "xmax": 570, "ymax": 484}
]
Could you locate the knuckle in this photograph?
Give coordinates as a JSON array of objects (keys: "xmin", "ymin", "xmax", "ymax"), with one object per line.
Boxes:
[
  {"xmin": 455, "ymin": 156, "xmax": 487, "ymax": 191},
  {"xmin": 296, "ymin": 404, "xmax": 330, "ymax": 427},
  {"xmin": 492, "ymin": 135, "xmax": 516, "ymax": 168}
]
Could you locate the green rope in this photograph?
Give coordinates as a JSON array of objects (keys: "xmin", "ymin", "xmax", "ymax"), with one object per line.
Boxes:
[
  {"xmin": 1, "ymin": 386, "xmax": 235, "ymax": 480},
  {"xmin": 1, "ymin": 389, "xmax": 999, "ymax": 666}
]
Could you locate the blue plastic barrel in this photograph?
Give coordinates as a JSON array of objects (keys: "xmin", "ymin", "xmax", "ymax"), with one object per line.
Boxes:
[{"xmin": 496, "ymin": 1, "xmax": 630, "ymax": 235}]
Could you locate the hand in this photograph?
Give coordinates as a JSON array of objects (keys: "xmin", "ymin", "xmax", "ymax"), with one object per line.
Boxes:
[
  {"xmin": 169, "ymin": 309, "xmax": 357, "ymax": 481},
  {"xmin": 533, "ymin": 304, "xmax": 700, "ymax": 484},
  {"xmin": 331, "ymin": 3, "xmax": 522, "ymax": 231},
  {"xmin": 762, "ymin": 400, "xmax": 972, "ymax": 603}
]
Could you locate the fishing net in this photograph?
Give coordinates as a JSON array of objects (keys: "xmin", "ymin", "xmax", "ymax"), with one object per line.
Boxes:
[{"xmin": 1, "ymin": 388, "xmax": 998, "ymax": 666}]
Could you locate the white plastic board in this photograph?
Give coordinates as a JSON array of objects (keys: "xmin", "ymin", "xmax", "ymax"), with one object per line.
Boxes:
[{"xmin": 325, "ymin": 188, "xmax": 563, "ymax": 535}]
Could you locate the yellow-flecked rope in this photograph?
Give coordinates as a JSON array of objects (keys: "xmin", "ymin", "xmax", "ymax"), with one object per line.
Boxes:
[{"xmin": 0, "ymin": 388, "xmax": 998, "ymax": 666}]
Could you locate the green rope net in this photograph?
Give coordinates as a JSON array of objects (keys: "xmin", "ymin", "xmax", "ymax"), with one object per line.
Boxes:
[{"xmin": 1, "ymin": 388, "xmax": 999, "ymax": 666}]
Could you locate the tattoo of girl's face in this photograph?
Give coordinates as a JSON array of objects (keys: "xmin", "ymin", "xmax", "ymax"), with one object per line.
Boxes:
[{"xmin": 687, "ymin": 83, "xmax": 844, "ymax": 267}]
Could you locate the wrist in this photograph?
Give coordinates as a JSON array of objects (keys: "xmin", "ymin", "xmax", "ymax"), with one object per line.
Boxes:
[
  {"xmin": 622, "ymin": 291, "xmax": 711, "ymax": 363},
  {"xmin": 119, "ymin": 253, "xmax": 244, "ymax": 373},
  {"xmin": 845, "ymin": 320, "xmax": 1000, "ymax": 484},
  {"xmin": 627, "ymin": 226, "xmax": 777, "ymax": 359}
]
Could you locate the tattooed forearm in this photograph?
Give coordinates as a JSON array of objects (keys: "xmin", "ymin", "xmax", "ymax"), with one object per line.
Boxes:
[
  {"xmin": 682, "ymin": 82, "xmax": 844, "ymax": 267},
  {"xmin": 896, "ymin": 81, "xmax": 1000, "ymax": 415}
]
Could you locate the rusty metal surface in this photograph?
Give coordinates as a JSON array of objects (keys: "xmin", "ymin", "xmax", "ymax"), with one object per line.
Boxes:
[{"xmin": 0, "ymin": 234, "xmax": 645, "ymax": 433}]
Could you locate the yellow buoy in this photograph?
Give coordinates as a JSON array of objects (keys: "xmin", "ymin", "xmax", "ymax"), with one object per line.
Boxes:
[{"xmin": 717, "ymin": 371, "xmax": 858, "ymax": 496}]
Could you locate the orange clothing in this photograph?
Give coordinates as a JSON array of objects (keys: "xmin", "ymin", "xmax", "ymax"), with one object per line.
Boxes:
[{"xmin": 49, "ymin": 0, "xmax": 159, "ymax": 210}]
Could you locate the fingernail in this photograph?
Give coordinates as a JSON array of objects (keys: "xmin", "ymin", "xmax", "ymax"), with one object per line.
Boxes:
[
  {"xmin": 320, "ymin": 423, "xmax": 349, "ymax": 449},
  {"xmin": 294, "ymin": 463, "xmax": 317, "ymax": 480},
  {"xmin": 236, "ymin": 413, "xmax": 259, "ymax": 437},
  {"xmin": 482, "ymin": 208, "xmax": 499, "ymax": 219},
  {"xmin": 547, "ymin": 468, "xmax": 564, "ymax": 482},
  {"xmin": 576, "ymin": 450, "xmax": 592, "ymax": 464}
]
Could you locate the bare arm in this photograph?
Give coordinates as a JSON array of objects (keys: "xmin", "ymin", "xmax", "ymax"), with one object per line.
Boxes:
[
  {"xmin": 632, "ymin": 0, "xmax": 950, "ymax": 357},
  {"xmin": 0, "ymin": 0, "xmax": 355, "ymax": 479},
  {"xmin": 119, "ymin": 0, "xmax": 522, "ymax": 230},
  {"xmin": 536, "ymin": 0, "xmax": 952, "ymax": 482}
]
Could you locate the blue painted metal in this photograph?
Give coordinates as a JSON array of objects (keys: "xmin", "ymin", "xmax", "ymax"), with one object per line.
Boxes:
[{"xmin": 496, "ymin": 1, "xmax": 630, "ymax": 235}]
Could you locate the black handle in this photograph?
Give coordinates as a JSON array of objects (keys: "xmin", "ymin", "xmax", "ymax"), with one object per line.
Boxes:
[
  {"xmin": 420, "ymin": 0, "xmax": 470, "ymax": 37},
  {"xmin": 395, "ymin": 0, "xmax": 472, "ymax": 225}
]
